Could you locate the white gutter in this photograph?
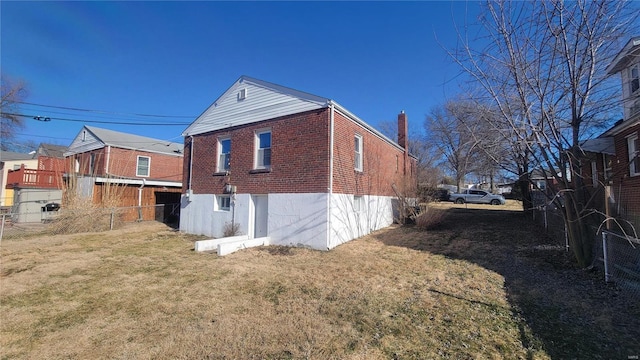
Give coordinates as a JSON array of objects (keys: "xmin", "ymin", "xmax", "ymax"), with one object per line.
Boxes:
[{"xmin": 94, "ymin": 177, "xmax": 181, "ymax": 187}]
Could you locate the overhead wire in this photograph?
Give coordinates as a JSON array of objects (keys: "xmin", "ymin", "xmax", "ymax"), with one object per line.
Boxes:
[
  {"xmin": 16, "ymin": 101, "xmax": 197, "ymax": 119},
  {"xmin": 3, "ymin": 112, "xmax": 191, "ymax": 126}
]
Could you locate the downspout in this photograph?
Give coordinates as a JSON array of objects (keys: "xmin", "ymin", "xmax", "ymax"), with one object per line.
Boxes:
[
  {"xmin": 105, "ymin": 145, "xmax": 111, "ymax": 175},
  {"xmin": 137, "ymin": 178, "xmax": 146, "ymax": 221},
  {"xmin": 327, "ymin": 102, "xmax": 335, "ymax": 249},
  {"xmin": 188, "ymin": 135, "xmax": 194, "ymax": 193}
]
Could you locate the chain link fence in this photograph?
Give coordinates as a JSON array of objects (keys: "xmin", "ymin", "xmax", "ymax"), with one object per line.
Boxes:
[
  {"xmin": 596, "ymin": 231, "xmax": 640, "ymax": 298},
  {"xmin": 529, "ymin": 192, "xmax": 640, "ymax": 299},
  {"xmin": 0, "ymin": 203, "xmax": 180, "ymax": 242}
]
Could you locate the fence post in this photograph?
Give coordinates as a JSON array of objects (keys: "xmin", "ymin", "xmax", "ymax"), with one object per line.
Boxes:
[
  {"xmin": 544, "ymin": 206, "xmax": 548, "ymax": 230},
  {"xmin": 110, "ymin": 208, "xmax": 115, "ymax": 231},
  {"xmin": 0, "ymin": 213, "xmax": 5, "ymax": 244},
  {"xmin": 602, "ymin": 231, "xmax": 610, "ymax": 283},
  {"xmin": 564, "ymin": 223, "xmax": 569, "ymax": 252}
]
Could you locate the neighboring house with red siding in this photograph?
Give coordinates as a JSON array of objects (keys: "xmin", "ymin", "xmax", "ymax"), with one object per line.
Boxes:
[
  {"xmin": 64, "ymin": 126, "xmax": 184, "ymax": 223},
  {"xmin": 180, "ymin": 76, "xmax": 417, "ymax": 250}
]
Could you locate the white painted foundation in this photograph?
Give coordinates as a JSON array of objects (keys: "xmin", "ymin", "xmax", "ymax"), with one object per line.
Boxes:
[{"xmin": 180, "ymin": 192, "xmax": 396, "ymax": 251}]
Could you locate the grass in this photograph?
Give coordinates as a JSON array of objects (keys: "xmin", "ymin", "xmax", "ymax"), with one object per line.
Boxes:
[{"xmin": 1, "ymin": 202, "xmax": 639, "ymax": 359}]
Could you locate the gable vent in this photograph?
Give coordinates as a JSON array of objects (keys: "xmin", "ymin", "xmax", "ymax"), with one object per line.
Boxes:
[{"xmin": 238, "ymin": 88, "xmax": 247, "ymax": 101}]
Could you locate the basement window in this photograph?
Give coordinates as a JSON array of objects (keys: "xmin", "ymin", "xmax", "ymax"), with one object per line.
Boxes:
[
  {"xmin": 217, "ymin": 195, "xmax": 231, "ymax": 211},
  {"xmin": 354, "ymin": 196, "xmax": 364, "ymax": 212}
]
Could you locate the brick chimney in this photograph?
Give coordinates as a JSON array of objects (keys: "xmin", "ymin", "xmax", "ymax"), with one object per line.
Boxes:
[
  {"xmin": 398, "ymin": 111, "xmax": 409, "ymax": 175},
  {"xmin": 398, "ymin": 111, "xmax": 408, "ymax": 149}
]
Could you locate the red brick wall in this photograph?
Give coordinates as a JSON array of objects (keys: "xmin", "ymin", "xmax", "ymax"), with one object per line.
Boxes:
[
  {"xmin": 611, "ymin": 123, "xmax": 640, "ymax": 215},
  {"xmin": 107, "ymin": 147, "xmax": 182, "ymax": 181},
  {"xmin": 185, "ymin": 109, "xmax": 331, "ymax": 194},
  {"xmin": 183, "ymin": 108, "xmax": 417, "ymax": 197},
  {"xmin": 69, "ymin": 147, "xmax": 182, "ymax": 182},
  {"xmin": 331, "ymin": 110, "xmax": 415, "ymax": 197}
]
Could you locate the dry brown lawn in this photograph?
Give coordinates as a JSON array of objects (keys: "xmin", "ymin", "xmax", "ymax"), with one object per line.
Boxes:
[{"xmin": 1, "ymin": 201, "xmax": 639, "ymax": 359}]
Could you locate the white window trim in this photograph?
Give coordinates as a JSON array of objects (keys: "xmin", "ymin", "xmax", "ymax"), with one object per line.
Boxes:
[
  {"xmin": 136, "ymin": 155, "xmax": 150, "ymax": 177},
  {"xmin": 254, "ymin": 129, "xmax": 272, "ymax": 170},
  {"xmin": 355, "ymin": 134, "xmax": 363, "ymax": 172},
  {"xmin": 628, "ymin": 133, "xmax": 639, "ymax": 177},
  {"xmin": 591, "ymin": 161, "xmax": 598, "ymax": 187},
  {"xmin": 630, "ymin": 64, "xmax": 639, "ymax": 95},
  {"xmin": 217, "ymin": 137, "xmax": 231, "ymax": 173},
  {"xmin": 216, "ymin": 195, "xmax": 231, "ymax": 211}
]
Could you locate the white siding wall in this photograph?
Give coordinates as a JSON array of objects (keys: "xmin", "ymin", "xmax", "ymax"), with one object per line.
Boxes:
[
  {"xmin": 183, "ymin": 79, "xmax": 326, "ymax": 136},
  {"xmin": 64, "ymin": 129, "xmax": 104, "ymax": 156}
]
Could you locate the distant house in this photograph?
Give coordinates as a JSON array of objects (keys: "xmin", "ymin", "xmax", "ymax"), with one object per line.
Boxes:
[
  {"xmin": 2, "ymin": 144, "xmax": 67, "ymax": 222},
  {"xmin": 180, "ymin": 76, "xmax": 417, "ymax": 250},
  {"xmin": 578, "ymin": 37, "xmax": 640, "ymax": 225},
  {"xmin": 64, "ymin": 126, "xmax": 184, "ymax": 223},
  {"xmin": 0, "ymin": 150, "xmax": 38, "ymax": 208}
]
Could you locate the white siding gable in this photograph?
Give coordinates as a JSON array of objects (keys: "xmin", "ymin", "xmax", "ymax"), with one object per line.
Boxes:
[
  {"xmin": 64, "ymin": 127, "xmax": 104, "ymax": 156},
  {"xmin": 183, "ymin": 76, "xmax": 329, "ymax": 136}
]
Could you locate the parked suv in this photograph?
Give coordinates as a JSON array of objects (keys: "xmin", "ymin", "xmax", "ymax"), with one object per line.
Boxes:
[{"xmin": 448, "ymin": 190, "xmax": 506, "ymax": 205}]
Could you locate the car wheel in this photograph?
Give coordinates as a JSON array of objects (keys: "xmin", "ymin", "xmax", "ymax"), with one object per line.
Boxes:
[
  {"xmin": 490, "ymin": 199, "xmax": 500, "ymax": 205},
  {"xmin": 455, "ymin": 198, "xmax": 464, "ymax": 204}
]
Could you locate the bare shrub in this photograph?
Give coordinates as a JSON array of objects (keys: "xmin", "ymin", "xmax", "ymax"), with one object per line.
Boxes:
[
  {"xmin": 49, "ymin": 171, "xmax": 125, "ymax": 234},
  {"xmin": 223, "ymin": 222, "xmax": 241, "ymax": 237},
  {"xmin": 415, "ymin": 206, "xmax": 448, "ymax": 230}
]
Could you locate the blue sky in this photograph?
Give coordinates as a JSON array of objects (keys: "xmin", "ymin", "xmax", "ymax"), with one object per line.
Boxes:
[{"xmin": 1, "ymin": 1, "xmax": 480, "ymax": 151}]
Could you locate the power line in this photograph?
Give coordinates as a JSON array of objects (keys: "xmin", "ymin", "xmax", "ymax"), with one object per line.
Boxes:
[
  {"xmin": 4, "ymin": 112, "xmax": 190, "ymax": 126},
  {"xmin": 17, "ymin": 101, "xmax": 196, "ymax": 119}
]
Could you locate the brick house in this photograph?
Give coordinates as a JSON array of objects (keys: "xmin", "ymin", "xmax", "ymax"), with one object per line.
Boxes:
[
  {"xmin": 64, "ymin": 126, "xmax": 184, "ymax": 222},
  {"xmin": 580, "ymin": 37, "xmax": 640, "ymax": 226},
  {"xmin": 180, "ymin": 76, "xmax": 417, "ymax": 250}
]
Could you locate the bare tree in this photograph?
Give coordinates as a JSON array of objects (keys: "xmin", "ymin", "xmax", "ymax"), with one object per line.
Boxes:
[
  {"xmin": 425, "ymin": 100, "xmax": 482, "ymax": 192},
  {"xmin": 1, "ymin": 75, "xmax": 27, "ymax": 151},
  {"xmin": 449, "ymin": 0, "xmax": 637, "ymax": 267}
]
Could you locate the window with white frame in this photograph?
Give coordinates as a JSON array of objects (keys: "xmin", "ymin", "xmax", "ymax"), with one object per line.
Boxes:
[
  {"xmin": 631, "ymin": 64, "xmax": 639, "ymax": 94},
  {"xmin": 255, "ymin": 130, "xmax": 271, "ymax": 169},
  {"xmin": 218, "ymin": 137, "xmax": 231, "ymax": 172},
  {"xmin": 89, "ymin": 153, "xmax": 96, "ymax": 174},
  {"xmin": 217, "ymin": 195, "xmax": 231, "ymax": 211},
  {"xmin": 628, "ymin": 133, "xmax": 639, "ymax": 176},
  {"xmin": 136, "ymin": 156, "xmax": 150, "ymax": 177},
  {"xmin": 354, "ymin": 195, "xmax": 364, "ymax": 212},
  {"xmin": 354, "ymin": 134, "xmax": 363, "ymax": 172}
]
